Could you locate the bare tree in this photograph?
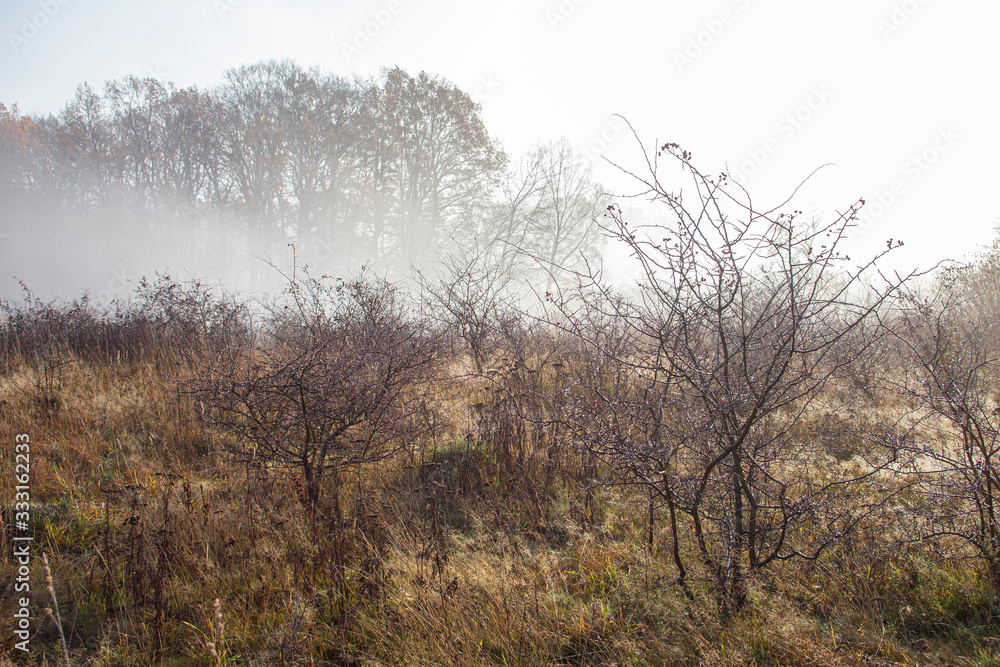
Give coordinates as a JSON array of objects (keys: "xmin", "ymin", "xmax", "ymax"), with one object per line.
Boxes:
[
  {"xmin": 0, "ymin": 103, "xmax": 35, "ymax": 193},
  {"xmin": 530, "ymin": 138, "xmax": 607, "ymax": 294},
  {"xmin": 215, "ymin": 60, "xmax": 296, "ymax": 286},
  {"xmin": 481, "ymin": 148, "xmax": 547, "ymax": 271},
  {"xmin": 280, "ymin": 67, "xmax": 361, "ymax": 269},
  {"xmin": 104, "ymin": 75, "xmax": 170, "ymax": 219},
  {"xmin": 490, "ymin": 139, "xmax": 606, "ymax": 294},
  {"xmin": 374, "ymin": 67, "xmax": 506, "ymax": 269},
  {"xmin": 42, "ymin": 83, "xmax": 117, "ymax": 210}
]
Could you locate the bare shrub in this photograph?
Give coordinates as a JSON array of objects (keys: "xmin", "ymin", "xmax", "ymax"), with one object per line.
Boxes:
[
  {"xmin": 891, "ymin": 280, "xmax": 1000, "ymax": 593},
  {"xmin": 194, "ymin": 270, "xmax": 441, "ymax": 511},
  {"xmin": 0, "ymin": 277, "xmax": 247, "ymax": 428},
  {"xmin": 0, "ymin": 276, "xmax": 248, "ymax": 369},
  {"xmin": 130, "ymin": 274, "xmax": 250, "ymax": 365},
  {"xmin": 553, "ymin": 133, "xmax": 913, "ymax": 612},
  {"xmin": 417, "ymin": 242, "xmax": 517, "ymax": 374}
]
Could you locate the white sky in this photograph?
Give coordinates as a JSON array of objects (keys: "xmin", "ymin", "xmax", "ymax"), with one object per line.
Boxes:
[{"xmin": 2, "ymin": 0, "xmax": 998, "ymax": 277}]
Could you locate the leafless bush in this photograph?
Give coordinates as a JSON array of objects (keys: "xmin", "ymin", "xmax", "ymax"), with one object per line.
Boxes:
[
  {"xmin": 417, "ymin": 242, "xmax": 517, "ymax": 374},
  {"xmin": 0, "ymin": 276, "xmax": 248, "ymax": 369},
  {"xmin": 0, "ymin": 277, "xmax": 247, "ymax": 422},
  {"xmin": 474, "ymin": 311, "xmax": 580, "ymax": 518},
  {"xmin": 194, "ymin": 271, "xmax": 441, "ymax": 511},
  {"xmin": 937, "ymin": 229, "xmax": 1000, "ymax": 357},
  {"xmin": 891, "ymin": 281, "xmax": 1000, "ymax": 592},
  {"xmin": 553, "ymin": 132, "xmax": 914, "ymax": 612},
  {"xmin": 130, "ymin": 274, "xmax": 250, "ymax": 364}
]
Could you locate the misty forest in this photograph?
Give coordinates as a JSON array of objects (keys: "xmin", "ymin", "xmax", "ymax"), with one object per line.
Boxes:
[
  {"xmin": 2, "ymin": 60, "xmax": 1000, "ymax": 666},
  {"xmin": 0, "ymin": 60, "xmax": 604, "ymax": 300}
]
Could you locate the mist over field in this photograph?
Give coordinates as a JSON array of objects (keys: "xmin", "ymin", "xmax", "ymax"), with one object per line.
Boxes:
[
  {"xmin": 2, "ymin": 2, "xmax": 1000, "ymax": 665},
  {"xmin": 0, "ymin": 62, "xmax": 611, "ymax": 303},
  {"xmin": 2, "ymin": 1, "xmax": 998, "ymax": 303}
]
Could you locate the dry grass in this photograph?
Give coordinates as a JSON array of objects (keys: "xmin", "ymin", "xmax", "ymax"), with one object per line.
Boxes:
[{"xmin": 1, "ymin": 345, "xmax": 999, "ymax": 666}]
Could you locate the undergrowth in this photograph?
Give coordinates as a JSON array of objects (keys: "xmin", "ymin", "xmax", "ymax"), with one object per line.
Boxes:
[{"xmin": 0, "ymin": 290, "xmax": 998, "ymax": 666}]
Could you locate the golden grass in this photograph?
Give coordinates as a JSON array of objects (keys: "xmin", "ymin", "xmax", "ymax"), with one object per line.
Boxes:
[{"xmin": 1, "ymin": 354, "xmax": 999, "ymax": 666}]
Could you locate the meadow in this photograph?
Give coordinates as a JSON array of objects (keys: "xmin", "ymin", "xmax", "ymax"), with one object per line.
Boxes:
[{"xmin": 2, "ymin": 223, "xmax": 999, "ymax": 667}]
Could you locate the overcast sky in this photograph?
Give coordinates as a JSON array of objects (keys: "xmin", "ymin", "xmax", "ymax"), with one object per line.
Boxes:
[{"xmin": 2, "ymin": 0, "xmax": 998, "ymax": 276}]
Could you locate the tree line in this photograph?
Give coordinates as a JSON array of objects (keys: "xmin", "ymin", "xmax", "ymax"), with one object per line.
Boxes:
[{"xmin": 0, "ymin": 60, "xmax": 605, "ymax": 296}]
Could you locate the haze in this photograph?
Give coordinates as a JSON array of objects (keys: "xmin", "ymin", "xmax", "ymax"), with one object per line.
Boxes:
[{"xmin": 1, "ymin": 0, "xmax": 997, "ymax": 301}]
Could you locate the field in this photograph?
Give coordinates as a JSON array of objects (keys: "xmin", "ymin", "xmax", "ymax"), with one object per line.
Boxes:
[{"xmin": 1, "ymin": 253, "xmax": 999, "ymax": 667}]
